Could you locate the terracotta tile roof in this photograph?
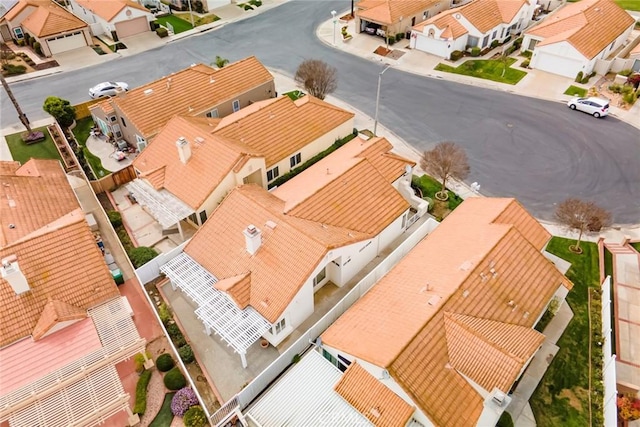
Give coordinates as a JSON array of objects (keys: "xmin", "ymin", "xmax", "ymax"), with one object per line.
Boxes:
[
  {"xmin": 0, "ymin": 318, "xmax": 102, "ymax": 395},
  {"xmin": 133, "ymin": 115, "xmax": 262, "ymax": 209},
  {"xmin": 74, "ymin": 0, "xmax": 149, "ymax": 21},
  {"xmin": 414, "ymin": 10, "xmax": 468, "ymax": 38},
  {"xmin": 358, "ymin": 0, "xmax": 440, "ymax": 25},
  {"xmin": 443, "ymin": 312, "xmax": 544, "ymax": 392},
  {"xmin": 15, "ymin": 0, "xmax": 87, "ymax": 37},
  {"xmin": 31, "ymin": 298, "xmax": 87, "ymax": 340},
  {"xmin": 526, "ymin": 0, "xmax": 634, "ymax": 59},
  {"xmin": 214, "ymin": 273, "xmax": 251, "ymax": 309},
  {"xmin": 91, "ymin": 57, "xmax": 274, "ymax": 140},
  {"xmin": 357, "ymin": 137, "xmax": 416, "ymax": 183},
  {"xmin": 0, "ymin": 159, "xmax": 79, "ymax": 247},
  {"xmin": 185, "ymin": 185, "xmax": 368, "ymax": 323},
  {"xmin": 334, "ymin": 362, "xmax": 415, "ymax": 427},
  {"xmin": 211, "ymin": 95, "xmax": 354, "ymax": 168},
  {"xmin": 322, "ymin": 197, "xmax": 572, "ymax": 426}
]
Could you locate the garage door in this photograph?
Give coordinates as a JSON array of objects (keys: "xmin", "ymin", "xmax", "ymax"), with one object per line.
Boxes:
[
  {"xmin": 47, "ymin": 32, "xmax": 87, "ymax": 55},
  {"xmin": 115, "ymin": 16, "xmax": 149, "ymax": 39},
  {"xmin": 532, "ymin": 51, "xmax": 583, "ymax": 78}
]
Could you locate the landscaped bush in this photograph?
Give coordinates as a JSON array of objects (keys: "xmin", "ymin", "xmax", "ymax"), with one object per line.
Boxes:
[
  {"xmin": 248, "ymin": 0, "xmax": 262, "ymax": 6},
  {"xmin": 158, "ymin": 302, "xmax": 172, "ymax": 326},
  {"xmin": 156, "ymin": 27, "xmax": 169, "ymax": 38},
  {"xmin": 164, "ymin": 367, "xmax": 187, "ymax": 391},
  {"xmin": 171, "ymin": 387, "xmax": 199, "ymax": 416},
  {"xmin": 156, "ymin": 353, "xmax": 175, "ymax": 372},
  {"xmin": 166, "ymin": 323, "xmax": 187, "ymax": 347},
  {"xmin": 491, "ymin": 39, "xmax": 499, "ymax": 48},
  {"xmin": 43, "ymin": 96, "xmax": 76, "ymax": 128},
  {"xmin": 386, "ymin": 35, "xmax": 395, "ymax": 45},
  {"xmin": 183, "ymin": 405, "xmax": 207, "ymax": 427},
  {"xmin": 133, "ymin": 352, "xmax": 148, "ymax": 374},
  {"xmin": 107, "ymin": 210, "xmax": 122, "ymax": 227},
  {"xmin": 497, "ymin": 411, "xmax": 514, "ymax": 427},
  {"xmin": 243, "ymin": 3, "xmax": 253, "ymax": 10},
  {"xmin": 450, "ymin": 50, "xmax": 463, "ymax": 61},
  {"xmin": 619, "ymin": 69, "xmax": 633, "ymax": 77},
  {"xmin": 33, "ymin": 42, "xmax": 42, "ymax": 56},
  {"xmin": 396, "ymin": 32, "xmax": 404, "ymax": 40},
  {"xmin": 505, "ymin": 45, "xmax": 518, "ymax": 55},
  {"xmin": 581, "ymin": 75, "xmax": 591, "ymax": 84},
  {"xmin": 129, "ymin": 246, "xmax": 158, "ymax": 268},
  {"xmin": 1, "ymin": 63, "xmax": 26, "ymax": 76},
  {"xmin": 608, "ymin": 83, "xmax": 623, "ymax": 94},
  {"xmin": 470, "ymin": 46, "xmax": 481, "ymax": 57},
  {"xmin": 133, "ymin": 370, "xmax": 153, "ymax": 415},
  {"xmin": 623, "ymin": 90, "xmax": 638, "ymax": 105},
  {"xmin": 521, "ymin": 59, "xmax": 530, "ymax": 68},
  {"xmin": 521, "ymin": 50, "xmax": 532, "ymax": 58},
  {"xmin": 21, "ymin": 130, "xmax": 45, "ymax": 144},
  {"xmin": 178, "ymin": 345, "xmax": 195, "ymax": 364},
  {"xmin": 513, "ymin": 37, "xmax": 523, "ymax": 49},
  {"xmin": 575, "ymin": 71, "xmax": 583, "ymax": 83}
]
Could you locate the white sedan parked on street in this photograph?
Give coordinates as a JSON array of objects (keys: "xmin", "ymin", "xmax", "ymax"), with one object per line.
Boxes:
[
  {"xmin": 89, "ymin": 81, "xmax": 129, "ymax": 99},
  {"xmin": 567, "ymin": 97, "xmax": 609, "ymax": 118}
]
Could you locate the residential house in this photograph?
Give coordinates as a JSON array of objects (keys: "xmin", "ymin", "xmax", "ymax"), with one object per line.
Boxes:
[
  {"xmin": 522, "ymin": 0, "xmax": 635, "ymax": 78},
  {"xmin": 68, "ymin": 0, "xmax": 154, "ymax": 41},
  {"xmin": 0, "ymin": 159, "xmax": 146, "ymax": 426},
  {"xmin": 410, "ymin": 0, "xmax": 537, "ymax": 59},
  {"xmin": 127, "ymin": 95, "xmax": 355, "ymax": 231},
  {"xmin": 160, "ymin": 135, "xmax": 426, "ymax": 368},
  {"xmin": 317, "ymin": 197, "xmax": 571, "ymax": 426},
  {"xmin": 0, "ymin": 0, "xmax": 91, "ymax": 57},
  {"xmin": 355, "ymin": 0, "xmax": 449, "ymax": 38},
  {"xmin": 89, "ymin": 56, "xmax": 276, "ymax": 151},
  {"xmin": 165, "ymin": 0, "xmax": 228, "ymax": 14}
]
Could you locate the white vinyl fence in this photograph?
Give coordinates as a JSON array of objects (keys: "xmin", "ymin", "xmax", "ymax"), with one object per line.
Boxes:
[
  {"xmin": 601, "ymin": 276, "xmax": 618, "ymax": 427},
  {"xmin": 210, "ymin": 218, "xmax": 440, "ymax": 425},
  {"xmin": 135, "ymin": 240, "xmax": 189, "ymax": 284}
]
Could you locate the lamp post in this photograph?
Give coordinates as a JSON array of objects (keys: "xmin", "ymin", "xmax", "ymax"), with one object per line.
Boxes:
[
  {"xmin": 374, "ymin": 65, "xmax": 391, "ymax": 136},
  {"xmin": 331, "ymin": 10, "xmax": 337, "ymax": 46},
  {"xmin": 187, "ymin": 0, "xmax": 194, "ymax": 28}
]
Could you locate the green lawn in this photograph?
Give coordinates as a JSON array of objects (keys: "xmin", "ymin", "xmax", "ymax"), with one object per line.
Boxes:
[
  {"xmin": 154, "ymin": 15, "xmax": 193, "ymax": 33},
  {"xmin": 5, "ymin": 127, "xmax": 62, "ymax": 164},
  {"xmin": 568, "ymin": 0, "xmax": 639, "ymax": 9},
  {"xmin": 564, "ymin": 85, "xmax": 587, "ymax": 97},
  {"xmin": 435, "ymin": 57, "xmax": 527, "ymax": 85},
  {"xmin": 631, "ymin": 242, "xmax": 640, "ymax": 252},
  {"xmin": 531, "ymin": 237, "xmax": 603, "ymax": 427},
  {"xmin": 411, "ymin": 174, "xmax": 464, "ymax": 211},
  {"xmin": 149, "ymin": 392, "xmax": 175, "ymax": 427},
  {"xmin": 71, "ymin": 117, "xmax": 111, "ymax": 178}
]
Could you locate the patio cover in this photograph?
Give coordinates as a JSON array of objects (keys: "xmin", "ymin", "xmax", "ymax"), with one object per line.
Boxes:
[
  {"xmin": 125, "ymin": 178, "xmax": 194, "ymax": 229},
  {"xmin": 160, "ymin": 253, "xmax": 271, "ymax": 365}
]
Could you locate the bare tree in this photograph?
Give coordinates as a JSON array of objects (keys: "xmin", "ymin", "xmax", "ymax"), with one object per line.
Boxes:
[
  {"xmin": 419, "ymin": 141, "xmax": 470, "ymax": 201},
  {"xmin": 294, "ymin": 59, "xmax": 337, "ymax": 100},
  {"xmin": 554, "ymin": 198, "xmax": 611, "ymax": 254}
]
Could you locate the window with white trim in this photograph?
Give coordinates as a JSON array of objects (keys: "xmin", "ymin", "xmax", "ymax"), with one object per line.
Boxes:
[
  {"xmin": 274, "ymin": 318, "xmax": 286, "ymax": 334},
  {"xmin": 199, "ymin": 210, "xmax": 208, "ymax": 224},
  {"xmin": 290, "ymin": 153, "xmax": 301, "ymax": 168},
  {"xmin": 267, "ymin": 166, "xmax": 279, "ymax": 181},
  {"xmin": 313, "ymin": 267, "xmax": 326, "ymax": 287},
  {"xmin": 232, "ymin": 99, "xmax": 240, "ymax": 112},
  {"xmin": 206, "ymin": 108, "xmax": 219, "ymax": 118}
]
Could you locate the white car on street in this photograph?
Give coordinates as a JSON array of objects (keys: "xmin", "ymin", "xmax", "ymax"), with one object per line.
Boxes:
[
  {"xmin": 89, "ymin": 81, "xmax": 129, "ymax": 99},
  {"xmin": 567, "ymin": 97, "xmax": 609, "ymax": 118}
]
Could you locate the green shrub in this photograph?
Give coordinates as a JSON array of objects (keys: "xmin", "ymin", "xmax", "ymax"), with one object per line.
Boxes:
[
  {"xmin": 1, "ymin": 63, "xmax": 26, "ymax": 76},
  {"xmin": 521, "ymin": 50, "xmax": 532, "ymax": 58},
  {"xmin": 133, "ymin": 370, "xmax": 152, "ymax": 415},
  {"xmin": 16, "ymin": 38, "xmax": 25, "ymax": 46},
  {"xmin": 33, "ymin": 42, "xmax": 42, "ymax": 56},
  {"xmin": 352, "ymin": 127, "xmax": 358, "ymax": 136},
  {"xmin": 158, "ymin": 302, "xmax": 172, "ymax": 326},
  {"xmin": 156, "ymin": 353, "xmax": 175, "ymax": 372},
  {"xmin": 623, "ymin": 91, "xmax": 638, "ymax": 105},
  {"xmin": 575, "ymin": 71, "xmax": 583, "ymax": 83},
  {"xmin": 183, "ymin": 405, "xmax": 207, "ymax": 427},
  {"xmin": 513, "ymin": 37, "xmax": 523, "ymax": 49},
  {"xmin": 608, "ymin": 83, "xmax": 623, "ymax": 94},
  {"xmin": 470, "ymin": 46, "xmax": 481, "ymax": 57},
  {"xmin": 387, "ymin": 35, "xmax": 395, "ymax": 45},
  {"xmin": 156, "ymin": 27, "xmax": 168, "ymax": 38},
  {"xmin": 450, "ymin": 50, "xmax": 463, "ymax": 61},
  {"xmin": 396, "ymin": 32, "xmax": 404, "ymax": 40},
  {"xmin": 243, "ymin": 3, "xmax": 253, "ymax": 10},
  {"xmin": 521, "ymin": 59, "xmax": 530, "ymax": 68},
  {"xmin": 581, "ymin": 76, "xmax": 590, "ymax": 84},
  {"xmin": 134, "ymin": 353, "xmax": 146, "ymax": 373},
  {"xmin": 166, "ymin": 323, "xmax": 187, "ymax": 347},
  {"xmin": 292, "ymin": 354, "xmax": 301, "ymax": 363},
  {"xmin": 619, "ymin": 69, "xmax": 633, "ymax": 77},
  {"xmin": 491, "ymin": 39, "xmax": 499, "ymax": 48},
  {"xmin": 164, "ymin": 367, "xmax": 187, "ymax": 391},
  {"xmin": 248, "ymin": 0, "xmax": 262, "ymax": 5},
  {"xmin": 178, "ymin": 345, "xmax": 195, "ymax": 363},
  {"xmin": 497, "ymin": 411, "xmax": 514, "ymax": 427},
  {"xmin": 129, "ymin": 246, "xmax": 158, "ymax": 268},
  {"xmin": 107, "ymin": 210, "xmax": 122, "ymax": 227},
  {"xmin": 43, "ymin": 96, "xmax": 76, "ymax": 128}
]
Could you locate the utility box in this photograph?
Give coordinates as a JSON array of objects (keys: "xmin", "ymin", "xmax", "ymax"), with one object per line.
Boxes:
[{"xmin": 85, "ymin": 213, "xmax": 99, "ymax": 231}]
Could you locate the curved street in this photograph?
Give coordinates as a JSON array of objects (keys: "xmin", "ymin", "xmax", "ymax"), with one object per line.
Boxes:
[{"xmin": 1, "ymin": 0, "xmax": 639, "ymax": 223}]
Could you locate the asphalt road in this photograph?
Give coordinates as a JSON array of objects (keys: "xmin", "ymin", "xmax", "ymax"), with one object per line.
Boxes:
[{"xmin": 2, "ymin": 0, "xmax": 639, "ymax": 224}]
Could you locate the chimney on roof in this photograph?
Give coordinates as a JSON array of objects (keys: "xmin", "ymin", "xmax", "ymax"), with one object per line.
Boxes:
[
  {"xmin": 243, "ymin": 224, "xmax": 262, "ymax": 255},
  {"xmin": 176, "ymin": 137, "xmax": 191, "ymax": 164},
  {"xmin": 1, "ymin": 255, "xmax": 30, "ymax": 295}
]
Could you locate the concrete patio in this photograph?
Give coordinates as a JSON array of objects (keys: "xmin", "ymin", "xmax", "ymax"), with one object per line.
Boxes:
[{"xmin": 85, "ymin": 134, "xmax": 137, "ymax": 173}]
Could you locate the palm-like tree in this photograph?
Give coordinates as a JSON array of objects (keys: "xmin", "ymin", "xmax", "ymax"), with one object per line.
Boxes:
[
  {"xmin": 213, "ymin": 55, "xmax": 229, "ymax": 69},
  {"xmin": 0, "ymin": 73, "xmax": 32, "ymax": 134}
]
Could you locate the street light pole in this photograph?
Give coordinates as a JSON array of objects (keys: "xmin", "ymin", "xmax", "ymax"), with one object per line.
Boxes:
[
  {"xmin": 187, "ymin": 0, "xmax": 194, "ymax": 28},
  {"xmin": 331, "ymin": 10, "xmax": 337, "ymax": 46},
  {"xmin": 374, "ymin": 65, "xmax": 391, "ymax": 136}
]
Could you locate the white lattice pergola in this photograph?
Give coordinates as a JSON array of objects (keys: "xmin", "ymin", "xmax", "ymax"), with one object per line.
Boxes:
[
  {"xmin": 161, "ymin": 253, "xmax": 271, "ymax": 368},
  {"xmin": 0, "ymin": 297, "xmax": 146, "ymax": 427},
  {"xmin": 125, "ymin": 179, "xmax": 194, "ymax": 229}
]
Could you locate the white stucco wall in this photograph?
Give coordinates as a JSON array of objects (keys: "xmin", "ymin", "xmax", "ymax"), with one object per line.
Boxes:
[
  {"xmin": 68, "ymin": 1, "xmax": 153, "ymax": 35},
  {"xmin": 112, "ymin": 7, "xmax": 154, "ymax": 24},
  {"xmin": 530, "ymin": 41, "xmax": 586, "ymax": 77},
  {"xmin": 264, "ymin": 280, "xmax": 314, "ymax": 346}
]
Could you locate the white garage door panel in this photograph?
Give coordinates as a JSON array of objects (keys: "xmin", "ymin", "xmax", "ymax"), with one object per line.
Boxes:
[
  {"xmin": 115, "ymin": 16, "xmax": 148, "ymax": 39},
  {"xmin": 534, "ymin": 51, "xmax": 583, "ymax": 78},
  {"xmin": 47, "ymin": 33, "xmax": 87, "ymax": 54}
]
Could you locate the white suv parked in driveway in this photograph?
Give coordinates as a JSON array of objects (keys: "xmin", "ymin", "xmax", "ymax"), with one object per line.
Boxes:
[{"xmin": 567, "ymin": 97, "xmax": 609, "ymax": 118}]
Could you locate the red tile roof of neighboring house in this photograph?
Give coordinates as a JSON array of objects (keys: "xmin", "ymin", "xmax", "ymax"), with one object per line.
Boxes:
[
  {"xmin": 322, "ymin": 197, "xmax": 572, "ymax": 427},
  {"xmin": 7, "ymin": 0, "xmax": 87, "ymax": 37},
  {"xmin": 74, "ymin": 0, "xmax": 149, "ymax": 21},
  {"xmin": 526, "ymin": 0, "xmax": 634, "ymax": 59},
  {"xmin": 358, "ymin": 0, "xmax": 440, "ymax": 26}
]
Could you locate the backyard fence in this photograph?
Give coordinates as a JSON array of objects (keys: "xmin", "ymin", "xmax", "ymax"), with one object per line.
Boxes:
[
  {"xmin": 90, "ymin": 165, "xmax": 136, "ymax": 193},
  {"xmin": 210, "ymin": 218, "xmax": 440, "ymax": 425},
  {"xmin": 73, "ymin": 99, "xmax": 102, "ymax": 120},
  {"xmin": 601, "ymin": 276, "xmax": 618, "ymax": 427},
  {"xmin": 136, "ymin": 241, "xmax": 189, "ymax": 285}
]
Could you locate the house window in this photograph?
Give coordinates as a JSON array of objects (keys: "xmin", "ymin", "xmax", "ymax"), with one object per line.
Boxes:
[
  {"xmin": 112, "ymin": 124, "xmax": 122, "ymax": 139},
  {"xmin": 492, "ymin": 30, "xmax": 497, "ymax": 40},
  {"xmin": 482, "ymin": 35, "xmax": 490, "ymax": 47},
  {"xmin": 609, "ymin": 41, "xmax": 615, "ymax": 51},
  {"xmin": 274, "ymin": 318, "xmax": 286, "ymax": 334},
  {"xmin": 232, "ymin": 99, "xmax": 240, "ymax": 112},
  {"xmin": 500, "ymin": 28, "xmax": 505, "ymax": 38},
  {"xmin": 323, "ymin": 349, "xmax": 338, "ymax": 365},
  {"xmin": 467, "ymin": 36, "xmax": 479, "ymax": 47},
  {"xmin": 188, "ymin": 213, "xmax": 198, "ymax": 224},
  {"xmin": 13, "ymin": 28, "xmax": 24, "ymax": 39},
  {"xmin": 423, "ymin": 11, "xmax": 428, "ymax": 19},
  {"xmin": 266, "ymin": 166, "xmax": 279, "ymax": 181},
  {"xmin": 199, "ymin": 210, "xmax": 208, "ymax": 224},
  {"xmin": 121, "ymin": 117, "xmax": 127, "ymax": 127},
  {"xmin": 206, "ymin": 108, "xmax": 219, "ymax": 118},
  {"xmin": 528, "ymin": 39, "xmax": 538, "ymax": 50},
  {"xmin": 337, "ymin": 354, "xmax": 352, "ymax": 372},
  {"xmin": 290, "ymin": 153, "xmax": 301, "ymax": 168},
  {"xmin": 313, "ymin": 267, "xmax": 326, "ymax": 287}
]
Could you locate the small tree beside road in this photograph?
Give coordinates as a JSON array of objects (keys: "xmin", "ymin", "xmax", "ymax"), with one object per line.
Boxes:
[
  {"xmin": 419, "ymin": 141, "xmax": 470, "ymax": 201},
  {"xmin": 554, "ymin": 198, "xmax": 611, "ymax": 254},
  {"xmin": 212, "ymin": 55, "xmax": 229, "ymax": 68},
  {"xmin": 294, "ymin": 59, "xmax": 337, "ymax": 100},
  {"xmin": 43, "ymin": 96, "xmax": 75, "ymax": 128}
]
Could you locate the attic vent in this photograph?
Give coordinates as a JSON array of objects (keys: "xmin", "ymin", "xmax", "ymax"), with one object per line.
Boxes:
[
  {"xmin": 194, "ymin": 137, "xmax": 205, "ymax": 144},
  {"xmin": 523, "ymin": 311, "xmax": 530, "ymax": 319},
  {"xmin": 427, "ymin": 295, "xmax": 441, "ymax": 306},
  {"xmin": 370, "ymin": 407, "xmax": 381, "ymax": 418},
  {"xmin": 462, "ymin": 289, "xmax": 470, "ymax": 298},
  {"xmin": 210, "ymin": 76, "xmax": 215, "ymax": 83},
  {"xmin": 480, "ymin": 272, "xmax": 488, "ymax": 282},
  {"xmin": 459, "ymin": 260, "xmax": 472, "ymax": 271},
  {"xmin": 492, "ymin": 391, "xmax": 507, "ymax": 407},
  {"xmin": 490, "ymin": 268, "xmax": 498, "ymax": 278},
  {"xmin": 144, "ymin": 89, "xmax": 153, "ymax": 95},
  {"xmin": 420, "ymin": 285, "xmax": 429, "ymax": 293},
  {"xmin": 8, "ymin": 224, "xmax": 15, "ymax": 229},
  {"xmin": 8, "ymin": 199, "xmax": 16, "ymax": 208},
  {"xmin": 507, "ymin": 300, "xmax": 515, "ymax": 307},
  {"xmin": 265, "ymin": 220, "xmax": 277, "ymax": 229}
]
